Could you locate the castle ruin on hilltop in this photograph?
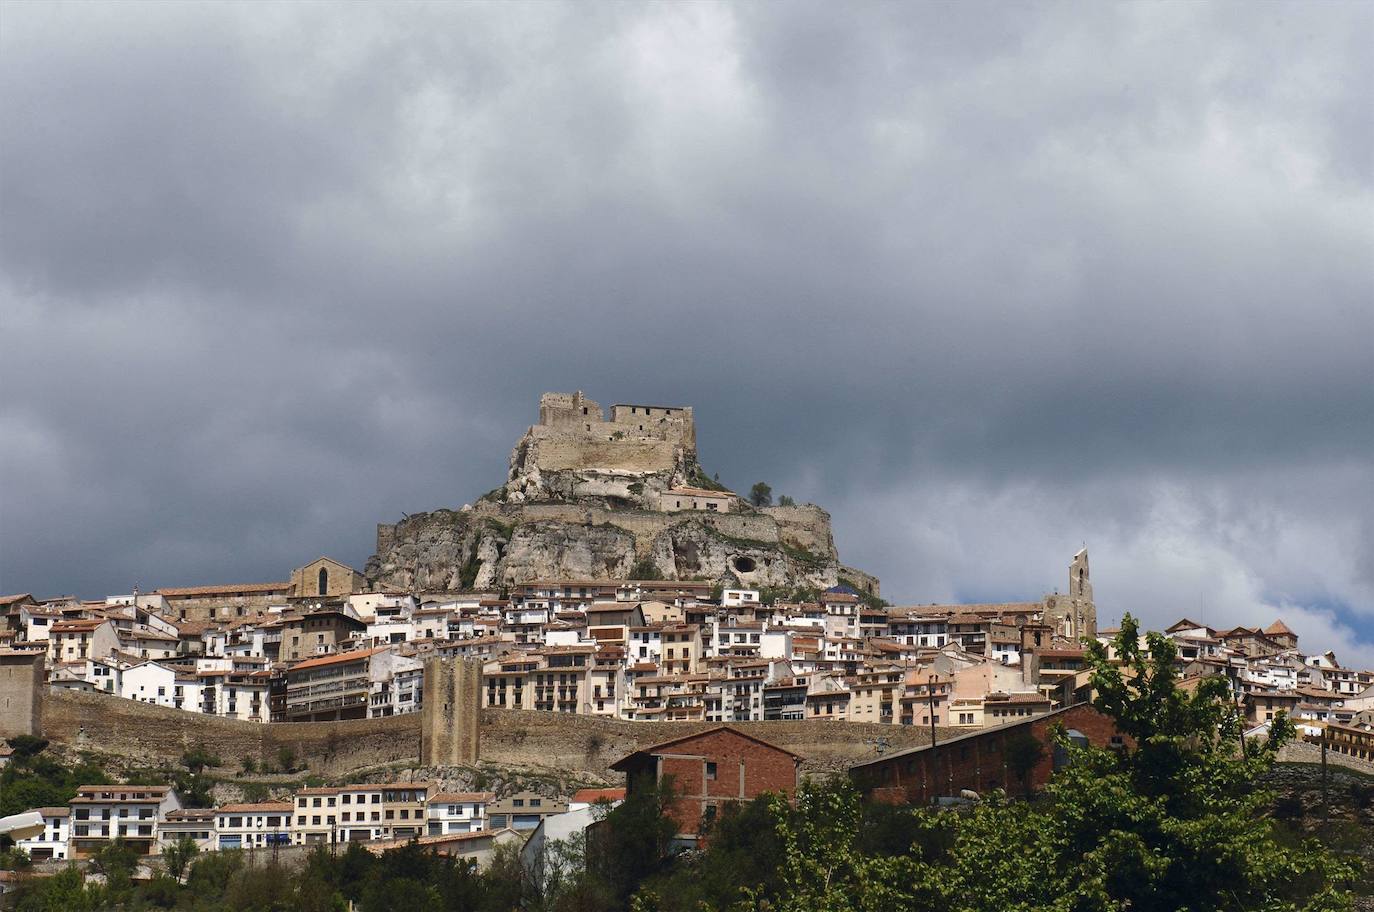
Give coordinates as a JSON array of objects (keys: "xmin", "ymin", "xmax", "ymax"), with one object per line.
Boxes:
[
  {"xmin": 368, "ymin": 390, "xmax": 880, "ymax": 595},
  {"xmin": 505, "ymin": 392, "xmax": 700, "ymax": 505}
]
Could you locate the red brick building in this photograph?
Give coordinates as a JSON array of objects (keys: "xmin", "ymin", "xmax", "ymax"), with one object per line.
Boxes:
[
  {"xmin": 609, "ymin": 726, "xmax": 801, "ymax": 840},
  {"xmin": 850, "ymin": 703, "xmax": 1123, "ymax": 804}
]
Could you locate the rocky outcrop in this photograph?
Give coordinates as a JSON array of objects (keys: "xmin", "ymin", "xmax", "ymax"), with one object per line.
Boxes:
[
  {"xmin": 365, "ymin": 505, "xmax": 850, "ymax": 592},
  {"xmin": 365, "ymin": 392, "xmax": 879, "ymax": 595}
]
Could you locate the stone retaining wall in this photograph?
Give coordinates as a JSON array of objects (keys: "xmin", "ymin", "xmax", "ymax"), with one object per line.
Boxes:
[{"xmin": 43, "ymin": 688, "xmax": 952, "ymax": 778}]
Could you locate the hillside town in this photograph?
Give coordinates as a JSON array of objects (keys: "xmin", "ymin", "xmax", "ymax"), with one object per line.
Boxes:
[{"xmin": 3, "ymin": 549, "xmax": 1372, "ymax": 741}]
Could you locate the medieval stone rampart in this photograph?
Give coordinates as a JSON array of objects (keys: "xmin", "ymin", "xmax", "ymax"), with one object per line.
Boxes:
[
  {"xmin": 41, "ymin": 688, "xmax": 947, "ymax": 777},
  {"xmin": 518, "ymin": 431, "xmax": 684, "ymax": 475},
  {"xmin": 762, "ymin": 504, "xmax": 837, "ymax": 558}
]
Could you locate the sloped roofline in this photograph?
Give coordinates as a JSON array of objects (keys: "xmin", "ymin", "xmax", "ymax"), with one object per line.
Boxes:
[{"xmin": 609, "ymin": 725, "xmax": 803, "ymax": 771}]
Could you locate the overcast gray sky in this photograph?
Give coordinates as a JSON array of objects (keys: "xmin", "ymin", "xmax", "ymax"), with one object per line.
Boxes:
[{"xmin": 3, "ymin": 2, "xmax": 1372, "ymax": 662}]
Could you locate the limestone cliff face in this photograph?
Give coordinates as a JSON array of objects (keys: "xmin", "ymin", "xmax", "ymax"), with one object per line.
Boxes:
[
  {"xmin": 365, "ymin": 503, "xmax": 853, "ymax": 592},
  {"xmin": 365, "ymin": 391, "xmax": 879, "ymax": 595}
]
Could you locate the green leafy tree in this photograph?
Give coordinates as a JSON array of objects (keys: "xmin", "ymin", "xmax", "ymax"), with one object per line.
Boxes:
[
  {"xmin": 0, "ymin": 744, "xmax": 111, "ymax": 817},
  {"xmin": 162, "ymin": 835, "xmax": 199, "ymax": 884},
  {"xmin": 186, "ymin": 847, "xmax": 246, "ymax": 897},
  {"xmin": 777, "ymin": 495, "xmax": 796, "ymax": 507},
  {"xmin": 756, "ymin": 779, "xmax": 944, "ymax": 912},
  {"xmin": 89, "ymin": 836, "xmax": 139, "ymax": 882},
  {"xmin": 590, "ymin": 775, "xmax": 680, "ymax": 908},
  {"xmin": 5, "ymin": 736, "xmax": 49, "ymax": 762},
  {"xmin": 940, "ymin": 615, "xmax": 1358, "ymax": 911},
  {"xmin": 180, "ymin": 748, "xmax": 220, "ymax": 775},
  {"xmin": 1003, "ymin": 731, "xmax": 1046, "ymax": 798},
  {"xmin": 629, "ymin": 557, "xmax": 664, "ymax": 581},
  {"xmin": 223, "ymin": 862, "xmax": 295, "ymax": 911},
  {"xmin": 137, "ymin": 874, "xmax": 182, "ymax": 909},
  {"xmin": 13, "ymin": 864, "xmax": 94, "ymax": 912},
  {"xmin": 748, "ymin": 482, "xmax": 772, "ymax": 508}
]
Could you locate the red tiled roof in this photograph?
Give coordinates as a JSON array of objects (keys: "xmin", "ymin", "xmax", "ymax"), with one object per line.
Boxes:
[
  {"xmin": 571, "ymin": 788, "xmax": 625, "ymax": 804},
  {"xmin": 158, "ymin": 582, "xmax": 290, "ymax": 597},
  {"xmin": 216, "ymin": 802, "xmax": 292, "ymax": 814},
  {"xmin": 430, "ymin": 791, "xmax": 495, "ymax": 803},
  {"xmin": 289, "ymin": 648, "xmax": 381, "ymax": 672},
  {"xmin": 665, "ymin": 486, "xmax": 736, "ymax": 498},
  {"xmin": 51, "ymin": 619, "xmax": 105, "ymax": 632}
]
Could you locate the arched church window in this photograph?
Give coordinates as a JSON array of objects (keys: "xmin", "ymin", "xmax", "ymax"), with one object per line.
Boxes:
[{"xmin": 318, "ymin": 567, "xmax": 328, "ymax": 596}]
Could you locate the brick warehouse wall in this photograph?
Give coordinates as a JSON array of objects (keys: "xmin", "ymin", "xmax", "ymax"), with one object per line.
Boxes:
[
  {"xmin": 650, "ymin": 729, "xmax": 801, "ymax": 835},
  {"xmin": 852, "ymin": 703, "xmax": 1121, "ymax": 804},
  {"xmin": 42, "ymin": 688, "xmax": 959, "ymax": 778}
]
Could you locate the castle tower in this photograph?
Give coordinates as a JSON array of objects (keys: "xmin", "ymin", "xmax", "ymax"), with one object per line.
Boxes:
[
  {"xmin": 0, "ymin": 649, "xmax": 44, "ymax": 739},
  {"xmin": 420, "ymin": 657, "xmax": 482, "ymax": 766}
]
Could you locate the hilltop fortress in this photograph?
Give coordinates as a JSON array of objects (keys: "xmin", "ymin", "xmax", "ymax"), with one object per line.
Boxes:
[
  {"xmin": 506, "ymin": 392, "xmax": 699, "ymax": 505},
  {"xmin": 367, "ymin": 392, "xmax": 879, "ymax": 595}
]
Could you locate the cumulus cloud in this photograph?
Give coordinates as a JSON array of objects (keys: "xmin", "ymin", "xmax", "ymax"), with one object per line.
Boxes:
[{"xmin": 1, "ymin": 2, "xmax": 1370, "ymax": 660}]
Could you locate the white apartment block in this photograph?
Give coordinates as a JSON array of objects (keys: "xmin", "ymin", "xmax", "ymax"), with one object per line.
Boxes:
[{"xmin": 426, "ymin": 792, "xmax": 493, "ymax": 835}]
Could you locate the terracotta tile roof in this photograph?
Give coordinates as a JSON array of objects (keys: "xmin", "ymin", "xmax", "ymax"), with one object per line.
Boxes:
[
  {"xmin": 430, "ymin": 791, "xmax": 495, "ymax": 803},
  {"xmin": 664, "ymin": 486, "xmax": 736, "ymax": 498},
  {"xmin": 289, "ymin": 647, "xmax": 381, "ymax": 672},
  {"xmin": 158, "ymin": 582, "xmax": 290, "ymax": 597},
  {"xmin": 51, "ymin": 619, "xmax": 105, "ymax": 632},
  {"xmin": 1264, "ymin": 619, "xmax": 1296, "ymax": 636},
  {"xmin": 571, "ymin": 788, "xmax": 625, "ymax": 804},
  {"xmin": 216, "ymin": 802, "xmax": 292, "ymax": 814}
]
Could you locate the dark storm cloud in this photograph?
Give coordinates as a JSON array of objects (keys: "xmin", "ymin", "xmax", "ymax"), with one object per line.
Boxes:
[{"xmin": 2, "ymin": 2, "xmax": 1371, "ymax": 658}]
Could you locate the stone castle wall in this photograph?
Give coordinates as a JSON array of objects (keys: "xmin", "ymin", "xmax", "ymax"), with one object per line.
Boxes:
[
  {"xmin": 41, "ymin": 688, "xmax": 947, "ymax": 778},
  {"xmin": 519, "ymin": 430, "xmax": 685, "ymax": 475},
  {"xmin": 761, "ymin": 504, "xmax": 837, "ymax": 557},
  {"xmin": 523, "ymin": 391, "xmax": 696, "ymax": 477}
]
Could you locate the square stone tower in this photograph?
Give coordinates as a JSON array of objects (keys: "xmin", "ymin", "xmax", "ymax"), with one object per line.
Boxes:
[
  {"xmin": 420, "ymin": 657, "xmax": 482, "ymax": 766},
  {"xmin": 0, "ymin": 649, "xmax": 44, "ymax": 739}
]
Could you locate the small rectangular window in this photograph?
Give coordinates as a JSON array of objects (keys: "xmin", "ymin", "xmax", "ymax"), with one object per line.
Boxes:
[{"xmin": 705, "ymin": 762, "xmax": 717, "ymax": 780}]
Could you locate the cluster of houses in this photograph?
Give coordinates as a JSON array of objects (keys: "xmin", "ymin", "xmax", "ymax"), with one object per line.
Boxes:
[
  {"xmin": 2, "ymin": 726, "xmax": 806, "ymax": 876},
  {"xmin": 5, "ymin": 777, "xmax": 615, "ymax": 865},
  {"xmin": 3, "ymin": 555, "xmax": 1373, "ymax": 737}
]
